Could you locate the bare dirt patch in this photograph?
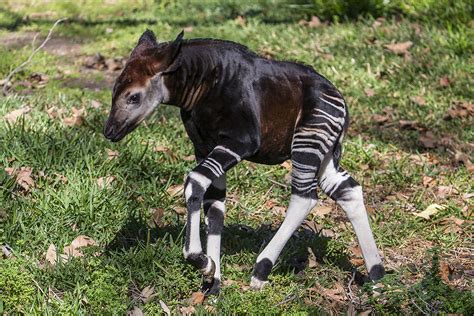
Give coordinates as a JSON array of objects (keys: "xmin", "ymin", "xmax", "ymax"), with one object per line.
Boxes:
[{"xmin": 1, "ymin": 31, "xmax": 83, "ymax": 56}]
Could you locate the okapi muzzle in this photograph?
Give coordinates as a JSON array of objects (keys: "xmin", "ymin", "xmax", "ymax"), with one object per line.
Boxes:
[{"xmin": 103, "ymin": 29, "xmax": 386, "ymax": 296}]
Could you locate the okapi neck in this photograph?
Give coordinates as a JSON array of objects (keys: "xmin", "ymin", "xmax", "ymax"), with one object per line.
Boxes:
[{"xmin": 164, "ymin": 46, "xmax": 220, "ymax": 110}]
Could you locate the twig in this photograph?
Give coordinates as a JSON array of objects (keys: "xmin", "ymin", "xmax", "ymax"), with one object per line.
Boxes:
[
  {"xmin": 268, "ymin": 178, "xmax": 288, "ymax": 188},
  {"xmin": 2, "ymin": 18, "xmax": 67, "ymax": 95},
  {"xmin": 347, "ymin": 269, "xmax": 357, "ymax": 306}
]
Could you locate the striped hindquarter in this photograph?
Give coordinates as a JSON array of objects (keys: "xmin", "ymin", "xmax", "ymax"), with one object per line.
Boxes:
[{"xmin": 251, "ymin": 89, "xmax": 384, "ymax": 288}]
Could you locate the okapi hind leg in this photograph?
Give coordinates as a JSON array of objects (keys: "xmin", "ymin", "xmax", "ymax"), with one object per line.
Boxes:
[
  {"xmin": 201, "ymin": 174, "xmax": 226, "ymax": 295},
  {"xmin": 251, "ymin": 89, "xmax": 347, "ymax": 289},
  {"xmin": 318, "ymin": 150, "xmax": 385, "ymax": 281}
]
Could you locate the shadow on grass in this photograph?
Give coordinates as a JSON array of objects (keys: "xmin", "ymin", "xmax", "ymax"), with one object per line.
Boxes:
[{"xmin": 105, "ymin": 212, "xmax": 355, "ymax": 281}]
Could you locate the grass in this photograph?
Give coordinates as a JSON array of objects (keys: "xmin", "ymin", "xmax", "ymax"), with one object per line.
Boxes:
[{"xmin": 0, "ymin": 0, "xmax": 473, "ymax": 314}]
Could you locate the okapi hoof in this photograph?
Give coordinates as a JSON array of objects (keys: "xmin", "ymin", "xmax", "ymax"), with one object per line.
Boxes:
[
  {"xmin": 202, "ymin": 278, "xmax": 220, "ymax": 296},
  {"xmin": 250, "ymin": 276, "xmax": 269, "ymax": 290},
  {"xmin": 368, "ymin": 264, "xmax": 386, "ymax": 281}
]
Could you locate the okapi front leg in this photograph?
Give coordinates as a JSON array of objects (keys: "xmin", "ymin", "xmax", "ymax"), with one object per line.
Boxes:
[
  {"xmin": 202, "ymin": 175, "xmax": 226, "ymax": 295},
  {"xmin": 183, "ymin": 146, "xmax": 240, "ymax": 289}
]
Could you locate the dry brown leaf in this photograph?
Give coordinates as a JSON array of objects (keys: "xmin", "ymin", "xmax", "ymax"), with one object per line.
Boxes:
[
  {"xmin": 436, "ymin": 185, "xmax": 457, "ymax": 199},
  {"xmin": 141, "ymin": 285, "xmax": 155, "ymax": 303},
  {"xmin": 235, "ymin": 15, "xmax": 246, "ymax": 27},
  {"xmin": 349, "ymin": 245, "xmax": 363, "ymax": 258},
  {"xmin": 311, "ymin": 205, "xmax": 332, "ymax": 218},
  {"xmin": 385, "ymin": 41, "xmax": 412, "ymax": 55},
  {"xmin": 280, "ymin": 160, "xmax": 292, "ymax": 171},
  {"xmin": 46, "ymin": 106, "xmax": 59, "ymax": 119},
  {"xmin": 150, "ymin": 208, "xmax": 164, "ymax": 228},
  {"xmin": 454, "ymin": 151, "xmax": 473, "ymax": 171},
  {"xmin": 174, "ymin": 207, "xmax": 187, "ymax": 215},
  {"xmin": 183, "ymin": 26, "xmax": 194, "ymax": 33},
  {"xmin": 419, "ymin": 131, "xmax": 437, "ymax": 149},
  {"xmin": 439, "ymin": 261, "xmax": 453, "ymax": 282},
  {"xmin": 439, "ymin": 76, "xmax": 450, "ymax": 87},
  {"xmin": 4, "ymin": 167, "xmax": 15, "ymax": 176},
  {"xmin": 63, "ymin": 107, "xmax": 85, "ymax": 127},
  {"xmin": 179, "ymin": 306, "xmax": 196, "ymax": 315},
  {"xmin": 97, "ymin": 176, "xmax": 115, "ymax": 189},
  {"xmin": 399, "ymin": 120, "xmax": 419, "ymax": 130},
  {"xmin": 410, "ymin": 95, "xmax": 426, "ymax": 106},
  {"xmin": 308, "ymin": 16, "xmax": 322, "ymax": 28},
  {"xmin": 45, "ymin": 244, "xmax": 58, "ymax": 265},
  {"xmin": 307, "ymin": 247, "xmax": 317, "ymax": 268},
  {"xmin": 422, "ymin": 175, "xmax": 436, "ymax": 188},
  {"xmin": 159, "ymin": 300, "xmax": 171, "ymax": 316},
  {"xmin": 166, "ymin": 184, "xmax": 184, "ymax": 197},
  {"xmin": 70, "ymin": 235, "xmax": 97, "ymax": 249},
  {"xmin": 106, "ymin": 149, "xmax": 119, "ymax": 160},
  {"xmin": 128, "ymin": 306, "xmax": 144, "ymax": 316},
  {"xmin": 372, "ymin": 114, "xmax": 390, "ymax": 124},
  {"xmin": 364, "ymin": 88, "xmax": 375, "ymax": 97},
  {"xmin": 183, "ymin": 154, "xmax": 195, "ymax": 161},
  {"xmin": 5, "ymin": 106, "xmax": 31, "ymax": 123},
  {"xmin": 414, "ymin": 204, "xmax": 444, "ymax": 220},
  {"xmin": 190, "ymin": 291, "xmax": 205, "ymax": 305},
  {"xmin": 90, "ymin": 100, "xmax": 102, "ymax": 109},
  {"xmin": 444, "ymin": 101, "xmax": 474, "ymax": 120},
  {"xmin": 15, "ymin": 167, "xmax": 35, "ymax": 191}
]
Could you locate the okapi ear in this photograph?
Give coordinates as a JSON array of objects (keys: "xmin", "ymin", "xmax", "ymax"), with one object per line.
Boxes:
[
  {"xmin": 162, "ymin": 30, "xmax": 184, "ymax": 74},
  {"xmin": 131, "ymin": 29, "xmax": 158, "ymax": 58}
]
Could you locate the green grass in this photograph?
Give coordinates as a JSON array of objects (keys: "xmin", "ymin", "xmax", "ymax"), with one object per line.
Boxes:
[{"xmin": 1, "ymin": 0, "xmax": 473, "ymax": 314}]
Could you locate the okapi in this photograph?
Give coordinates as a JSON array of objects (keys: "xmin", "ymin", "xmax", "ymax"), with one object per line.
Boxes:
[{"xmin": 104, "ymin": 30, "xmax": 385, "ymax": 295}]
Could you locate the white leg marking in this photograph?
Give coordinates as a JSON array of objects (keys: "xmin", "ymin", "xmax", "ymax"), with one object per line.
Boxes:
[
  {"xmin": 256, "ymin": 195, "xmax": 317, "ymax": 264},
  {"xmin": 214, "ymin": 145, "xmax": 241, "ymax": 162},
  {"xmin": 185, "ymin": 210, "xmax": 203, "ymax": 255},
  {"xmin": 207, "ymin": 234, "xmax": 221, "ymax": 279}
]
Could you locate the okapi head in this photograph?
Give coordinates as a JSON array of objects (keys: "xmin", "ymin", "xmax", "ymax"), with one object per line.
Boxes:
[{"xmin": 104, "ymin": 30, "xmax": 183, "ymax": 142}]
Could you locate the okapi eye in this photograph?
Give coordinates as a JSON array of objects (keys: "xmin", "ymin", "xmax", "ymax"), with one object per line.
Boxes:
[{"xmin": 127, "ymin": 93, "xmax": 140, "ymax": 104}]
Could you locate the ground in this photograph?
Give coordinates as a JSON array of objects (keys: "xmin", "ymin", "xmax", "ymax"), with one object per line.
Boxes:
[{"xmin": 0, "ymin": 0, "xmax": 473, "ymax": 314}]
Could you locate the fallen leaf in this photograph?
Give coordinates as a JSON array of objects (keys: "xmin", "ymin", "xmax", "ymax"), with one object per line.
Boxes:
[
  {"xmin": 4, "ymin": 167, "xmax": 15, "ymax": 176},
  {"xmin": 235, "ymin": 15, "xmax": 246, "ymax": 27},
  {"xmin": 280, "ymin": 160, "xmax": 292, "ymax": 171},
  {"xmin": 349, "ymin": 245, "xmax": 363, "ymax": 258},
  {"xmin": 311, "ymin": 205, "xmax": 332, "ymax": 218},
  {"xmin": 70, "ymin": 235, "xmax": 97, "ymax": 249},
  {"xmin": 128, "ymin": 306, "xmax": 144, "ymax": 316},
  {"xmin": 422, "ymin": 175, "xmax": 436, "ymax": 188},
  {"xmin": 183, "ymin": 154, "xmax": 195, "ymax": 161},
  {"xmin": 410, "ymin": 95, "xmax": 426, "ymax": 106},
  {"xmin": 4, "ymin": 106, "xmax": 31, "ymax": 123},
  {"xmin": 439, "ymin": 261, "xmax": 453, "ymax": 282},
  {"xmin": 149, "ymin": 208, "xmax": 164, "ymax": 228},
  {"xmin": 414, "ymin": 204, "xmax": 445, "ymax": 220},
  {"xmin": 190, "ymin": 291, "xmax": 205, "ymax": 305},
  {"xmin": 141, "ymin": 285, "xmax": 155, "ymax": 303},
  {"xmin": 174, "ymin": 207, "xmax": 186, "ymax": 215},
  {"xmin": 454, "ymin": 151, "xmax": 473, "ymax": 171},
  {"xmin": 399, "ymin": 120, "xmax": 419, "ymax": 130},
  {"xmin": 106, "ymin": 149, "xmax": 119, "ymax": 160},
  {"xmin": 179, "ymin": 306, "xmax": 196, "ymax": 315},
  {"xmin": 183, "ymin": 26, "xmax": 193, "ymax": 32},
  {"xmin": 436, "ymin": 185, "xmax": 456, "ymax": 199},
  {"xmin": 159, "ymin": 300, "xmax": 171, "ymax": 316},
  {"xmin": 166, "ymin": 184, "xmax": 184, "ymax": 197},
  {"xmin": 419, "ymin": 131, "xmax": 437, "ymax": 149},
  {"xmin": 444, "ymin": 101, "xmax": 473, "ymax": 120},
  {"xmin": 308, "ymin": 16, "xmax": 322, "ymax": 28},
  {"xmin": 90, "ymin": 100, "xmax": 102, "ymax": 109},
  {"xmin": 63, "ymin": 107, "xmax": 85, "ymax": 127},
  {"xmin": 364, "ymin": 88, "xmax": 375, "ymax": 97},
  {"xmin": 439, "ymin": 76, "xmax": 450, "ymax": 87},
  {"xmin": 307, "ymin": 247, "xmax": 317, "ymax": 268},
  {"xmin": 46, "ymin": 106, "xmax": 59, "ymax": 119},
  {"xmin": 14, "ymin": 167, "xmax": 35, "ymax": 191},
  {"xmin": 97, "ymin": 176, "xmax": 115, "ymax": 189},
  {"xmin": 372, "ymin": 114, "xmax": 390, "ymax": 124},
  {"xmin": 384, "ymin": 41, "xmax": 412, "ymax": 55},
  {"xmin": 46, "ymin": 244, "xmax": 58, "ymax": 265}
]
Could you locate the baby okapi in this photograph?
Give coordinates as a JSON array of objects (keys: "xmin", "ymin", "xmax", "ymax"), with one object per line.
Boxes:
[{"xmin": 104, "ymin": 30, "xmax": 385, "ymax": 294}]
